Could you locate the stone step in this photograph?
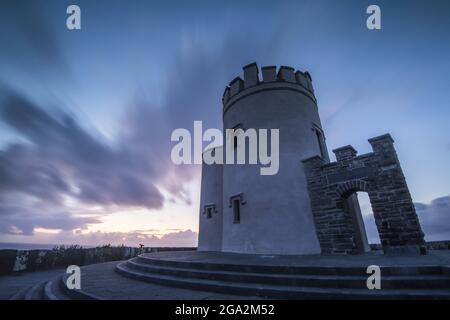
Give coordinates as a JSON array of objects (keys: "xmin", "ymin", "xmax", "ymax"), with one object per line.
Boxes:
[
  {"xmin": 135, "ymin": 255, "xmax": 445, "ymax": 276},
  {"xmin": 43, "ymin": 276, "xmax": 70, "ymax": 300},
  {"xmin": 23, "ymin": 280, "xmax": 47, "ymax": 300},
  {"xmin": 74, "ymin": 261, "xmax": 262, "ymax": 300},
  {"xmin": 115, "ymin": 262, "xmax": 450, "ymax": 299},
  {"xmin": 126, "ymin": 258, "xmax": 450, "ymax": 290},
  {"xmin": 9, "ymin": 285, "xmax": 33, "ymax": 300}
]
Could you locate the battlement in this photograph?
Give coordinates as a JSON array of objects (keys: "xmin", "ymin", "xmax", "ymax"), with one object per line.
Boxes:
[
  {"xmin": 303, "ymin": 133, "xmax": 397, "ymax": 169},
  {"xmin": 222, "ymin": 62, "xmax": 316, "ymax": 108}
]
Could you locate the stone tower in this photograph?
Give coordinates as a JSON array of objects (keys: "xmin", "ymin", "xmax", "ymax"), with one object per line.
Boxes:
[
  {"xmin": 199, "ymin": 63, "xmax": 328, "ymax": 255},
  {"xmin": 198, "ymin": 62, "xmax": 425, "ymax": 255}
]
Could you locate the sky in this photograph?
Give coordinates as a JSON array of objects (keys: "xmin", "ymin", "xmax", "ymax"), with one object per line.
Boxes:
[{"xmin": 0, "ymin": 0, "xmax": 449, "ymax": 247}]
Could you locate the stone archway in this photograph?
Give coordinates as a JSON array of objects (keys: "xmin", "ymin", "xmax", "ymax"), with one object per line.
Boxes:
[
  {"xmin": 335, "ymin": 180, "xmax": 372, "ymax": 253},
  {"xmin": 335, "ymin": 179, "xmax": 370, "ymax": 198},
  {"xmin": 302, "ymin": 134, "xmax": 425, "ymax": 255}
]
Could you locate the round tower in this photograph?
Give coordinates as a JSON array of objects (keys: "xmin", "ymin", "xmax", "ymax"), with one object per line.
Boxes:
[
  {"xmin": 197, "ymin": 146, "xmax": 223, "ymax": 251},
  {"xmin": 221, "ymin": 63, "xmax": 328, "ymax": 255}
]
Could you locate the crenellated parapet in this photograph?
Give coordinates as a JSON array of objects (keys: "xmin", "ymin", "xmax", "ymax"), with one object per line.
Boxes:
[{"xmin": 222, "ymin": 62, "xmax": 316, "ymax": 113}]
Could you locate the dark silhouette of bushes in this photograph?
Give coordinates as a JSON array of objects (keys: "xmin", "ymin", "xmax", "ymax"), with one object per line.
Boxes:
[{"xmin": 0, "ymin": 245, "xmax": 196, "ymax": 275}]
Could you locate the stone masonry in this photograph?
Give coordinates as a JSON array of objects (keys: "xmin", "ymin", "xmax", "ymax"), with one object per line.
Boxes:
[{"xmin": 302, "ymin": 134, "xmax": 425, "ymax": 255}]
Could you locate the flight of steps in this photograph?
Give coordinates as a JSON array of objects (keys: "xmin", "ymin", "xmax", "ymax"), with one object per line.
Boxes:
[
  {"xmin": 9, "ymin": 254, "xmax": 450, "ymax": 300},
  {"xmin": 10, "ymin": 273, "xmax": 101, "ymax": 300},
  {"xmin": 115, "ymin": 255, "xmax": 450, "ymax": 299},
  {"xmin": 10, "ymin": 275, "xmax": 67, "ymax": 300}
]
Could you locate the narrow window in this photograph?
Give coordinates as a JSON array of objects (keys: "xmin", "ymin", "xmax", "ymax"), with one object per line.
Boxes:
[
  {"xmin": 231, "ymin": 123, "xmax": 243, "ymax": 150},
  {"xmin": 233, "ymin": 199, "xmax": 241, "ymax": 223},
  {"xmin": 229, "ymin": 193, "xmax": 245, "ymax": 223},
  {"xmin": 315, "ymin": 129, "xmax": 325, "ymax": 158},
  {"xmin": 203, "ymin": 204, "xmax": 216, "ymax": 219},
  {"xmin": 312, "ymin": 125, "xmax": 328, "ymax": 161}
]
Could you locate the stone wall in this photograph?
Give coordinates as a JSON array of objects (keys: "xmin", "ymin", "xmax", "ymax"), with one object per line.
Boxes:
[
  {"xmin": 0, "ymin": 246, "xmax": 196, "ymax": 275},
  {"xmin": 302, "ymin": 134, "xmax": 425, "ymax": 255}
]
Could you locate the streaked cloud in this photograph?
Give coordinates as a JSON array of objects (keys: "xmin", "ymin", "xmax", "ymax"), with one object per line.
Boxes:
[{"xmin": 415, "ymin": 196, "xmax": 450, "ymax": 241}]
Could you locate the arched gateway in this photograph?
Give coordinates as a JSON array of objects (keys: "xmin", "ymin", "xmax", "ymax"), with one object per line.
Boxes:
[{"xmin": 302, "ymin": 134, "xmax": 425, "ymax": 255}]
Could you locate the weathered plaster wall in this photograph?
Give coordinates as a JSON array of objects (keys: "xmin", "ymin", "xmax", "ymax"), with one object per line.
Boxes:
[
  {"xmin": 220, "ymin": 64, "xmax": 324, "ymax": 254},
  {"xmin": 198, "ymin": 147, "xmax": 223, "ymax": 251}
]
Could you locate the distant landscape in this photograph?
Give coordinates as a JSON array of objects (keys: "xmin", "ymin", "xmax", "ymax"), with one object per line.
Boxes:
[{"xmin": 0, "ymin": 242, "xmax": 95, "ymax": 250}]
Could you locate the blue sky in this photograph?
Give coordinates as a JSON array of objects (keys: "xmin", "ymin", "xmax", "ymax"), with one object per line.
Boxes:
[{"xmin": 0, "ymin": 0, "xmax": 449, "ymax": 246}]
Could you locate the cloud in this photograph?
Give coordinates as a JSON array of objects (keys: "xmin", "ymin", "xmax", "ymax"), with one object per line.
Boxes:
[
  {"xmin": 0, "ymin": 0, "xmax": 68, "ymax": 78},
  {"xmin": 0, "ymin": 90, "xmax": 165, "ymax": 211},
  {"xmin": 415, "ymin": 196, "xmax": 450, "ymax": 241},
  {"xmin": 0, "ymin": 203, "xmax": 100, "ymax": 236},
  {"xmin": 0, "ymin": 5, "xmax": 289, "ymax": 240}
]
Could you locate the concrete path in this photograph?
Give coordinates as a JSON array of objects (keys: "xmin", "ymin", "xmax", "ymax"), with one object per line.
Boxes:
[
  {"xmin": 0, "ymin": 268, "xmax": 65, "ymax": 300},
  {"xmin": 78, "ymin": 261, "xmax": 262, "ymax": 300},
  {"xmin": 0, "ymin": 261, "xmax": 261, "ymax": 300},
  {"xmin": 2, "ymin": 251, "xmax": 449, "ymax": 300}
]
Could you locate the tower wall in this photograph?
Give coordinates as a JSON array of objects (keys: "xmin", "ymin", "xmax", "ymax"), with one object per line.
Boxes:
[
  {"xmin": 221, "ymin": 63, "xmax": 326, "ymax": 255},
  {"xmin": 197, "ymin": 147, "xmax": 223, "ymax": 251}
]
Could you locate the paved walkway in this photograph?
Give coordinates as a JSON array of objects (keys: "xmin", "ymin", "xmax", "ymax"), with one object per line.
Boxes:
[
  {"xmin": 1, "ymin": 262, "xmax": 261, "ymax": 300},
  {"xmin": 2, "ymin": 251, "xmax": 449, "ymax": 300},
  {"xmin": 140, "ymin": 250, "xmax": 450, "ymax": 267},
  {"xmin": 78, "ymin": 261, "xmax": 262, "ymax": 300},
  {"xmin": 0, "ymin": 268, "xmax": 64, "ymax": 299}
]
